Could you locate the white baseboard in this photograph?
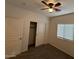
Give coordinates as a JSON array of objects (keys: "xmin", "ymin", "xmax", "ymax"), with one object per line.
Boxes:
[
  {"xmin": 5, "ymin": 49, "xmax": 28, "ymax": 59},
  {"xmin": 49, "ymin": 43, "xmax": 73, "ymax": 57},
  {"xmin": 5, "ymin": 54, "xmax": 16, "ymax": 59}
]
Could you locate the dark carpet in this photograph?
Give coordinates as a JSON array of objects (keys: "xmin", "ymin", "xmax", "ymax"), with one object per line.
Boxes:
[{"xmin": 9, "ymin": 44, "xmax": 73, "ymax": 59}]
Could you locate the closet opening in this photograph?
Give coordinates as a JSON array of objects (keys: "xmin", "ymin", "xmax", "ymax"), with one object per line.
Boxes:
[{"xmin": 28, "ymin": 22, "xmax": 37, "ymax": 50}]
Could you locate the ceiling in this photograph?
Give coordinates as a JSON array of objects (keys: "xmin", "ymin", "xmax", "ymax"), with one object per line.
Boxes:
[{"xmin": 6, "ymin": 0, "xmax": 74, "ymax": 17}]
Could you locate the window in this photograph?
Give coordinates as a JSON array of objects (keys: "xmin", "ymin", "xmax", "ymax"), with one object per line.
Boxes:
[{"xmin": 57, "ymin": 24, "xmax": 74, "ymax": 41}]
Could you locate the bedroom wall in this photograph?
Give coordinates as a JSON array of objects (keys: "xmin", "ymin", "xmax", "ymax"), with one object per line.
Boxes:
[
  {"xmin": 5, "ymin": 2, "xmax": 49, "ymax": 57},
  {"xmin": 48, "ymin": 13, "xmax": 74, "ymax": 57},
  {"xmin": 5, "ymin": 1, "xmax": 74, "ymax": 58}
]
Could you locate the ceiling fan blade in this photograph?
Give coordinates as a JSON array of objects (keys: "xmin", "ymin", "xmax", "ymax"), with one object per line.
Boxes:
[
  {"xmin": 41, "ymin": 8, "xmax": 49, "ymax": 10},
  {"xmin": 41, "ymin": 1, "xmax": 49, "ymax": 7},
  {"xmin": 54, "ymin": 2, "xmax": 61, "ymax": 7},
  {"xmin": 53, "ymin": 8, "xmax": 61, "ymax": 11}
]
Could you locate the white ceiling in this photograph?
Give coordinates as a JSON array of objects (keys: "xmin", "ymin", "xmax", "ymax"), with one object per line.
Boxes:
[{"xmin": 6, "ymin": 0, "xmax": 74, "ymax": 17}]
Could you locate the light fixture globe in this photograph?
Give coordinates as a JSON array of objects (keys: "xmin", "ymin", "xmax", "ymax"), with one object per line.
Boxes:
[{"xmin": 48, "ymin": 8, "xmax": 53, "ymax": 13}]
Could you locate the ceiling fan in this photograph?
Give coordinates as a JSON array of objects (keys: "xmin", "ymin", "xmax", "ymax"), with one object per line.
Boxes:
[{"xmin": 41, "ymin": 0, "xmax": 61, "ymax": 13}]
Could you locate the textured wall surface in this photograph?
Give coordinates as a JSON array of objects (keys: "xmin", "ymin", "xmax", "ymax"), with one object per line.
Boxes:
[
  {"xmin": 48, "ymin": 13, "xmax": 74, "ymax": 57},
  {"xmin": 5, "ymin": 3, "xmax": 49, "ymax": 58}
]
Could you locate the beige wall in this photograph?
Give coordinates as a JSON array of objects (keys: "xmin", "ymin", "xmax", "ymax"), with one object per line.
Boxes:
[
  {"xmin": 6, "ymin": 1, "xmax": 74, "ymax": 58},
  {"xmin": 5, "ymin": 3, "xmax": 49, "ymax": 58},
  {"xmin": 48, "ymin": 13, "xmax": 74, "ymax": 57}
]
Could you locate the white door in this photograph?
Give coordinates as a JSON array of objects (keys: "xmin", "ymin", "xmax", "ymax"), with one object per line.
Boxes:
[
  {"xmin": 6, "ymin": 17, "xmax": 24, "ymax": 56},
  {"xmin": 36, "ymin": 22, "xmax": 46, "ymax": 46}
]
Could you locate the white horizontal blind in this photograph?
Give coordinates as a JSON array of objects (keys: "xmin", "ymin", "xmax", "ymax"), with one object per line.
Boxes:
[
  {"xmin": 57, "ymin": 24, "xmax": 64, "ymax": 38},
  {"xmin": 57, "ymin": 24, "xmax": 74, "ymax": 40},
  {"xmin": 64, "ymin": 24, "xmax": 74, "ymax": 40}
]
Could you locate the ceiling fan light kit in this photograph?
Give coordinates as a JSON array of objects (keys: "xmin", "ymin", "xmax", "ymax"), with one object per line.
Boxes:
[{"xmin": 48, "ymin": 8, "xmax": 54, "ymax": 13}]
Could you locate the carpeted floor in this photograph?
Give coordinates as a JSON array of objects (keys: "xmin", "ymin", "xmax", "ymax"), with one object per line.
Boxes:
[{"xmin": 9, "ymin": 44, "xmax": 73, "ymax": 59}]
